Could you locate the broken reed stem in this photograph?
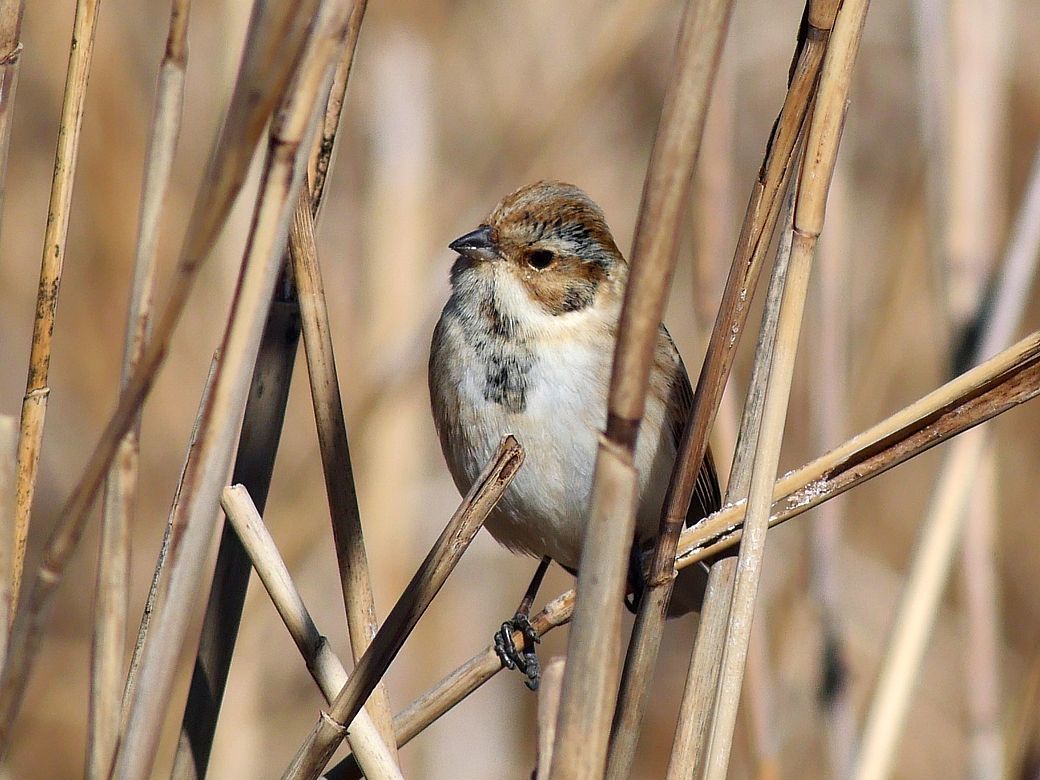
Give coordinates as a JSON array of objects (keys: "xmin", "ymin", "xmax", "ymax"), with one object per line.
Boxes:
[
  {"xmin": 852, "ymin": 143, "xmax": 1040, "ymax": 780},
  {"xmin": 612, "ymin": 2, "xmax": 840, "ymax": 758},
  {"xmin": 664, "ymin": 185, "xmax": 798, "ymax": 780},
  {"xmin": 702, "ymin": 2, "xmax": 869, "ymax": 771},
  {"xmin": 290, "ymin": 183, "xmax": 398, "ymax": 757},
  {"xmin": 0, "ymin": 0, "xmax": 322, "ymax": 752},
  {"xmin": 549, "ymin": 2, "xmax": 734, "ymax": 776},
  {"xmin": 0, "ymin": 0, "xmax": 26, "ymax": 228},
  {"xmin": 323, "ymin": 327, "xmax": 1040, "ymax": 779},
  {"xmin": 172, "ymin": 4, "xmax": 371, "ymax": 774},
  {"xmin": 220, "ymin": 485, "xmax": 401, "ymax": 780},
  {"xmin": 88, "ymin": 2, "xmax": 190, "ymax": 775},
  {"xmin": 109, "ymin": 6, "xmax": 352, "ymax": 776},
  {"xmin": 11, "ymin": 0, "xmax": 101, "ymax": 619},
  {"xmin": 0, "ymin": 417, "xmax": 15, "ymax": 663},
  {"xmin": 280, "ymin": 436, "xmax": 524, "ymax": 780},
  {"xmin": 120, "ymin": 351, "xmax": 218, "ymax": 721}
]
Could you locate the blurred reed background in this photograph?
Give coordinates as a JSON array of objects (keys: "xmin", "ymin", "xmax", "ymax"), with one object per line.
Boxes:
[{"xmin": 1, "ymin": 0, "xmax": 1039, "ymax": 777}]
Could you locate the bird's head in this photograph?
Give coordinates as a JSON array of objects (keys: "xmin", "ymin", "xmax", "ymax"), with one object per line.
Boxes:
[{"xmin": 447, "ymin": 181, "xmax": 626, "ymax": 320}]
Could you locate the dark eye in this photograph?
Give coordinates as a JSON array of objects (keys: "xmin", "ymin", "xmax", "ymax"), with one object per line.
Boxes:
[{"xmin": 527, "ymin": 249, "xmax": 555, "ymax": 269}]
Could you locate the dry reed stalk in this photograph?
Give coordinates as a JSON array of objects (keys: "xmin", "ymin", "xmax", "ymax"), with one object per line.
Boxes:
[
  {"xmin": 945, "ymin": 4, "xmax": 1009, "ymax": 776},
  {"xmin": 120, "ymin": 352, "xmax": 218, "ymax": 720},
  {"xmin": 0, "ymin": 416, "xmax": 15, "ymax": 663},
  {"xmin": 0, "ymin": 0, "xmax": 321, "ymax": 750},
  {"xmin": 171, "ymin": 300, "xmax": 301, "ymax": 780},
  {"xmin": 809, "ymin": 157, "xmax": 856, "ymax": 776},
  {"xmin": 11, "ymin": 0, "xmax": 101, "ymax": 617},
  {"xmin": 702, "ymin": 3, "xmax": 870, "ymax": 770},
  {"xmin": 109, "ymin": 4, "xmax": 354, "ymax": 775},
  {"xmin": 289, "ymin": 182, "xmax": 398, "ymax": 758},
  {"xmin": 0, "ymin": 0, "xmax": 25, "ymax": 226},
  {"xmin": 535, "ymin": 658, "xmax": 566, "ymax": 780},
  {"xmin": 548, "ymin": 2, "xmax": 734, "ymax": 776},
  {"xmin": 280, "ymin": 436, "xmax": 524, "ymax": 780},
  {"xmin": 662, "ymin": 187, "xmax": 798, "ymax": 780},
  {"xmin": 87, "ymin": 3, "xmax": 190, "ymax": 775},
  {"xmin": 852, "ymin": 145, "xmax": 1040, "ymax": 780},
  {"xmin": 323, "ymin": 326, "xmax": 1040, "ymax": 778},
  {"xmin": 220, "ymin": 485, "xmax": 401, "ymax": 780},
  {"xmin": 172, "ymin": 4, "xmax": 371, "ymax": 773},
  {"xmin": 610, "ymin": 2, "xmax": 840, "ymax": 758}
]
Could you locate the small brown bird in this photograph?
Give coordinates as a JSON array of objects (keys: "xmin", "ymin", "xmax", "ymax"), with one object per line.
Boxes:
[{"xmin": 429, "ymin": 181, "xmax": 721, "ymax": 687}]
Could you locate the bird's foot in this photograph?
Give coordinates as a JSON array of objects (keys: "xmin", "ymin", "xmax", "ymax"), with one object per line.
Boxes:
[{"xmin": 494, "ymin": 612, "xmax": 541, "ymax": 691}]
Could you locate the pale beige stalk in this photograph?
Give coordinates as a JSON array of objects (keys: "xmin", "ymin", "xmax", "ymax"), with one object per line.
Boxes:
[
  {"xmin": 946, "ymin": 2, "xmax": 1010, "ymax": 776},
  {"xmin": 0, "ymin": 0, "xmax": 321, "ymax": 751},
  {"xmin": 11, "ymin": 0, "xmax": 101, "ymax": 616},
  {"xmin": 852, "ymin": 145, "xmax": 1040, "ymax": 780},
  {"xmin": 289, "ymin": 185, "xmax": 397, "ymax": 759},
  {"xmin": 280, "ymin": 436, "xmax": 524, "ymax": 780},
  {"xmin": 120, "ymin": 352, "xmax": 218, "ymax": 721},
  {"xmin": 702, "ymin": 3, "xmax": 870, "ymax": 771},
  {"xmin": 0, "ymin": 416, "xmax": 15, "ymax": 664},
  {"xmin": 87, "ymin": 3, "xmax": 190, "ymax": 776},
  {"xmin": 0, "ymin": 0, "xmax": 25, "ymax": 227},
  {"xmin": 220, "ymin": 485, "xmax": 401, "ymax": 780},
  {"xmin": 535, "ymin": 658, "xmax": 566, "ymax": 780},
  {"xmin": 611, "ymin": 5, "xmax": 840, "ymax": 762},
  {"xmin": 171, "ymin": 3, "xmax": 372, "ymax": 771},
  {"xmin": 549, "ymin": 2, "xmax": 734, "ymax": 776},
  {"xmin": 109, "ymin": 3, "xmax": 353, "ymax": 775},
  {"xmin": 665, "ymin": 187, "xmax": 797, "ymax": 780}
]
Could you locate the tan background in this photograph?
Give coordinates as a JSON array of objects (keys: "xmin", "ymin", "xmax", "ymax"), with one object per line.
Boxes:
[{"xmin": 2, "ymin": 0, "xmax": 1040, "ymax": 777}]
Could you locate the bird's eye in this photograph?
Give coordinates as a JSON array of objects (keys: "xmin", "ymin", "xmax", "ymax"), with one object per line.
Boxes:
[{"xmin": 527, "ymin": 249, "xmax": 555, "ymax": 270}]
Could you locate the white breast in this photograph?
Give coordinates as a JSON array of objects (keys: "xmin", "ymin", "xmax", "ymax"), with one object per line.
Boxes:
[{"xmin": 431, "ymin": 304, "xmax": 676, "ymax": 570}]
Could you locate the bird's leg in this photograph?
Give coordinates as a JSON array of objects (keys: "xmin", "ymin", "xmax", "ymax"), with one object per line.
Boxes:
[
  {"xmin": 494, "ymin": 555, "xmax": 551, "ymax": 690},
  {"xmin": 624, "ymin": 540, "xmax": 647, "ymax": 614}
]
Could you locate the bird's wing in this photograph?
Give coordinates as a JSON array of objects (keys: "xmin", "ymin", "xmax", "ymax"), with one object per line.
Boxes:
[{"xmin": 661, "ymin": 327, "xmax": 723, "ymax": 526}]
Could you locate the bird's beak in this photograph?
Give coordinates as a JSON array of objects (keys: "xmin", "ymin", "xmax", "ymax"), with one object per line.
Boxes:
[{"xmin": 449, "ymin": 225, "xmax": 497, "ymax": 261}]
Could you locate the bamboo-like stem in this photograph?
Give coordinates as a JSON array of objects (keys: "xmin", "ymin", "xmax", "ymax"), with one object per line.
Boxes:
[
  {"xmin": 0, "ymin": 0, "xmax": 26, "ymax": 230},
  {"xmin": 0, "ymin": 416, "xmax": 15, "ymax": 663},
  {"xmin": 108, "ymin": 5, "xmax": 352, "ymax": 776},
  {"xmin": 220, "ymin": 485, "xmax": 401, "ymax": 780},
  {"xmin": 87, "ymin": 3, "xmax": 189, "ymax": 776},
  {"xmin": 610, "ymin": 4, "xmax": 839, "ymax": 758},
  {"xmin": 549, "ymin": 2, "xmax": 734, "ymax": 776},
  {"xmin": 289, "ymin": 182, "xmax": 397, "ymax": 757},
  {"xmin": 664, "ymin": 186, "xmax": 798, "ymax": 780},
  {"xmin": 325, "ymin": 327, "xmax": 1040, "ymax": 778},
  {"xmin": 172, "ymin": 4, "xmax": 370, "ymax": 774},
  {"xmin": 120, "ymin": 352, "xmax": 218, "ymax": 720},
  {"xmin": 11, "ymin": 0, "xmax": 101, "ymax": 618},
  {"xmin": 809, "ymin": 157, "xmax": 856, "ymax": 776},
  {"xmin": 945, "ymin": 4, "xmax": 1009, "ymax": 777},
  {"xmin": 280, "ymin": 436, "xmax": 524, "ymax": 780},
  {"xmin": 852, "ymin": 145, "xmax": 1040, "ymax": 780},
  {"xmin": 170, "ymin": 300, "xmax": 301, "ymax": 780},
  {"xmin": 535, "ymin": 658, "xmax": 566, "ymax": 780},
  {"xmin": 702, "ymin": 3, "xmax": 869, "ymax": 771},
  {"xmin": 0, "ymin": 0, "xmax": 321, "ymax": 751}
]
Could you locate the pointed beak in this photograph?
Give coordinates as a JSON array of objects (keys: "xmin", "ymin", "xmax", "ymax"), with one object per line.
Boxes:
[{"xmin": 449, "ymin": 225, "xmax": 497, "ymax": 261}]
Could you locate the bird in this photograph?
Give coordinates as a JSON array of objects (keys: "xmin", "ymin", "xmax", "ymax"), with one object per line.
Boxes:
[{"xmin": 428, "ymin": 181, "xmax": 721, "ymax": 688}]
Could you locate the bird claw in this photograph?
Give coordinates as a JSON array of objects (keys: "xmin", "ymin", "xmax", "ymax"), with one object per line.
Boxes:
[{"xmin": 494, "ymin": 613, "xmax": 541, "ymax": 690}]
